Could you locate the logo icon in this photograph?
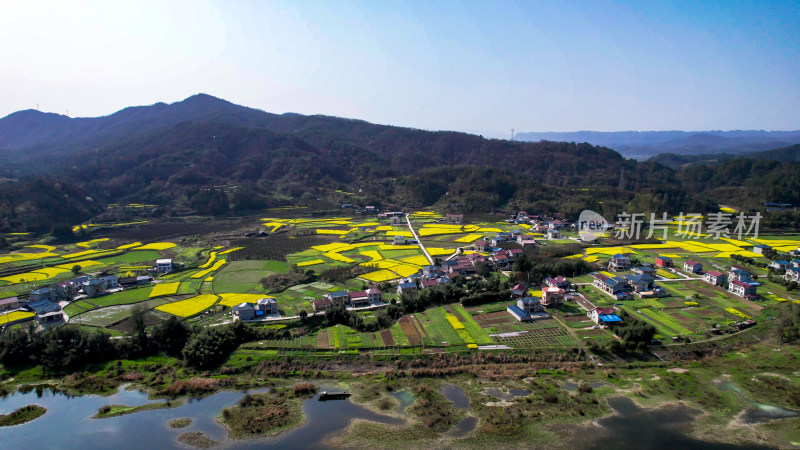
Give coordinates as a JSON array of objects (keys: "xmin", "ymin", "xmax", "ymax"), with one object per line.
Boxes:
[{"xmin": 578, "ymin": 210, "xmax": 610, "ymax": 242}]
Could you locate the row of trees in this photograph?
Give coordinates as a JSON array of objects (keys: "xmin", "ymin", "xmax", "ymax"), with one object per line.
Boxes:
[{"xmin": 0, "ymin": 312, "xmax": 291, "ymax": 373}]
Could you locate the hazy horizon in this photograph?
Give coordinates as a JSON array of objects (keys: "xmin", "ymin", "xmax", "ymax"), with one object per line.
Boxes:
[{"xmin": 2, "ymin": 0, "xmax": 799, "ymax": 136}]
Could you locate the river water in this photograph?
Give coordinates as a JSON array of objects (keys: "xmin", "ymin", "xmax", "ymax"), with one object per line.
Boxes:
[{"xmin": 1, "ymin": 385, "xmax": 790, "ymax": 449}]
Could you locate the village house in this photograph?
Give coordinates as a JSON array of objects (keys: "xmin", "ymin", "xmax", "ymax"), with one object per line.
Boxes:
[
  {"xmin": 752, "ymin": 244, "xmax": 771, "ymax": 255},
  {"xmin": 630, "ymin": 263, "xmax": 657, "ymax": 277},
  {"xmin": 769, "ymin": 260, "xmax": 791, "ymax": 271},
  {"xmin": 490, "ymin": 236, "xmax": 506, "ymax": 247},
  {"xmin": 82, "ymin": 279, "xmax": 106, "ymax": 298},
  {"xmin": 534, "ymin": 225, "xmax": 549, "ymax": 234},
  {"xmin": 728, "ymin": 266, "xmax": 753, "ymax": 283},
  {"xmin": 545, "ymin": 276, "xmax": 571, "ymax": 290},
  {"xmin": 366, "ymin": 287, "xmax": 382, "ymax": 303},
  {"xmin": 420, "ymin": 280, "xmax": 440, "ymax": 289},
  {"xmin": 517, "ymin": 234, "xmax": 537, "ymax": 247},
  {"xmin": 624, "ymin": 273, "xmax": 655, "ymax": 293},
  {"xmin": 54, "ymin": 280, "xmax": 78, "ymax": 301},
  {"xmin": 546, "ymin": 229, "xmax": 560, "ymax": 239},
  {"xmin": 683, "ymin": 260, "xmax": 703, "ymax": 274},
  {"xmin": 0, "ymin": 296, "xmax": 20, "ymax": 312},
  {"xmin": 504, "ymin": 248, "xmax": 523, "ymax": 261},
  {"xmin": 792, "ymin": 259, "xmax": 800, "ymax": 268},
  {"xmin": 396, "ymin": 282, "xmax": 418, "ymax": 295},
  {"xmin": 26, "ymin": 298, "xmax": 60, "ymax": 315},
  {"xmin": 548, "ymin": 220, "xmax": 566, "ymax": 230},
  {"xmin": 591, "ymin": 273, "xmax": 629, "ymax": 299},
  {"xmin": 728, "ymin": 280, "xmax": 758, "ymax": 299},
  {"xmin": 511, "ymin": 283, "xmax": 528, "ymax": 298},
  {"xmin": 445, "ymin": 213, "xmax": 463, "ymax": 224},
  {"xmin": 256, "ymin": 298, "xmax": 278, "ymax": 315},
  {"xmin": 517, "ymin": 296, "xmax": 544, "ymax": 314},
  {"xmin": 784, "ymin": 267, "xmax": 800, "ymax": 282},
  {"xmin": 588, "ymin": 307, "xmax": 622, "ymax": 325},
  {"xmin": 36, "ymin": 310, "xmax": 64, "ymax": 327},
  {"xmin": 655, "ymin": 255, "xmax": 673, "ymax": 268},
  {"xmin": 541, "ymin": 286, "xmax": 565, "ymax": 307},
  {"xmin": 608, "ymin": 254, "xmax": 630, "ymax": 272},
  {"xmin": 472, "ymin": 241, "xmax": 491, "ymax": 252},
  {"xmin": 324, "ymin": 290, "xmax": 350, "ymax": 306},
  {"xmin": 29, "ymin": 287, "xmax": 56, "ymax": 303},
  {"xmin": 232, "ymin": 302, "xmax": 256, "ymax": 321},
  {"xmin": 312, "ymin": 298, "xmax": 332, "ymax": 312},
  {"xmin": 98, "ymin": 275, "xmax": 119, "ymax": 290},
  {"xmin": 704, "ymin": 270, "xmax": 728, "ymax": 287},
  {"xmin": 422, "ymin": 265, "xmax": 441, "ymax": 278},
  {"xmin": 348, "ymin": 291, "xmax": 370, "ymax": 307},
  {"xmin": 491, "ymin": 253, "xmax": 509, "ymax": 269},
  {"xmin": 156, "ymin": 258, "xmax": 173, "ymax": 273}
]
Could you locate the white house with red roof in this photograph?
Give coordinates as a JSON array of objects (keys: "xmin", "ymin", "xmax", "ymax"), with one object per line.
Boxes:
[
  {"xmin": 683, "ymin": 260, "xmax": 703, "ymax": 274},
  {"xmin": 704, "ymin": 270, "xmax": 727, "ymax": 286},
  {"xmin": 728, "ymin": 280, "xmax": 757, "ymax": 298}
]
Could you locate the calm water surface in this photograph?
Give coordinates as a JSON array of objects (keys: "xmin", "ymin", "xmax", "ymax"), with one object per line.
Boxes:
[{"xmin": 0, "ymin": 384, "xmax": 402, "ymax": 449}]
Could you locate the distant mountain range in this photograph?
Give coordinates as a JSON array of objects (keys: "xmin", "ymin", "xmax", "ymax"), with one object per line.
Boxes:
[
  {"xmin": 0, "ymin": 94, "xmax": 798, "ymax": 233},
  {"xmin": 514, "ymin": 130, "xmax": 800, "ymax": 159}
]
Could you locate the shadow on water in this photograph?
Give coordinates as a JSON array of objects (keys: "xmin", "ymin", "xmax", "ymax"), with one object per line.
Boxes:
[{"xmin": 575, "ymin": 397, "xmax": 770, "ymax": 450}]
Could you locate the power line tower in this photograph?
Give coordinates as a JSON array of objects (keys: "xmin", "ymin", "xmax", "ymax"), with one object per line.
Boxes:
[{"xmin": 510, "ymin": 128, "xmax": 515, "ymax": 140}]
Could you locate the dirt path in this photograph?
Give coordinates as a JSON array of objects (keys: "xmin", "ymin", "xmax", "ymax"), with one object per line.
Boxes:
[{"xmin": 405, "ymin": 213, "xmax": 433, "ymax": 265}]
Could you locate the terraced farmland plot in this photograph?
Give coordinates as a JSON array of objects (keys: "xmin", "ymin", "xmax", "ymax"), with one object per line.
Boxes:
[
  {"xmin": 491, "ymin": 326, "xmax": 577, "ymax": 348},
  {"xmin": 72, "ymin": 300, "xmax": 170, "ymax": 327},
  {"xmin": 398, "ymin": 316, "xmax": 422, "ymax": 346}
]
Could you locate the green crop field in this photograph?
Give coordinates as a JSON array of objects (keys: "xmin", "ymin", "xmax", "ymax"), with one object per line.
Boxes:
[{"xmin": 213, "ymin": 260, "xmax": 288, "ymax": 293}]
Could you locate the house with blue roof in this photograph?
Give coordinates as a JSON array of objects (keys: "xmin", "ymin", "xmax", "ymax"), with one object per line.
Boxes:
[
  {"xmin": 507, "ymin": 304, "xmax": 531, "ymax": 321},
  {"xmin": 396, "ymin": 282, "xmax": 418, "ymax": 295},
  {"xmin": 752, "ymin": 244, "xmax": 771, "ymax": 255},
  {"xmin": 769, "ymin": 260, "xmax": 791, "ymax": 270},
  {"xmin": 324, "ymin": 291, "xmax": 350, "ymax": 306},
  {"xmin": 609, "ymin": 253, "xmax": 630, "ymax": 271},
  {"xmin": 589, "ymin": 307, "xmax": 622, "ymax": 325}
]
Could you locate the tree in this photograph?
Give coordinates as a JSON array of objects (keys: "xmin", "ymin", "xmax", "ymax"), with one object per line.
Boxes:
[
  {"xmin": 298, "ymin": 310, "xmax": 308, "ymax": 321},
  {"xmin": 71, "ymin": 265, "xmax": 82, "ymax": 275},
  {"xmin": 51, "ymin": 224, "xmax": 74, "ymax": 239}
]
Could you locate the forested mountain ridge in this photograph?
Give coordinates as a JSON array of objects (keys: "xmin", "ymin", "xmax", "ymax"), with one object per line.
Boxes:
[
  {"xmin": 0, "ymin": 94, "xmax": 798, "ymax": 234},
  {"xmin": 648, "ymin": 144, "xmax": 800, "ymax": 169}
]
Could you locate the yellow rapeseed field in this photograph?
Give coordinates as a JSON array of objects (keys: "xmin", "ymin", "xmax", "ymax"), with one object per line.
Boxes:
[
  {"xmin": 156, "ymin": 295, "xmax": 218, "ymax": 317},
  {"xmin": 135, "ymin": 242, "xmax": 177, "ymax": 250},
  {"xmin": 149, "ymin": 282, "xmax": 180, "ymax": 298},
  {"xmin": 0, "ymin": 311, "xmax": 35, "ymax": 325}
]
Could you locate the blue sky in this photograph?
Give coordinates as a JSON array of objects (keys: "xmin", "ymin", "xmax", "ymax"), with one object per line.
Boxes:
[{"xmin": 1, "ymin": 0, "xmax": 798, "ymax": 135}]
